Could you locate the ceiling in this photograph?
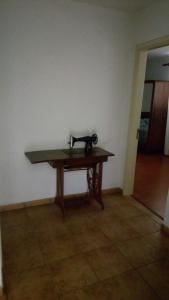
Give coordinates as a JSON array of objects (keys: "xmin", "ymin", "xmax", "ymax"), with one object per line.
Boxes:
[
  {"xmin": 72, "ymin": 0, "xmax": 155, "ymax": 12},
  {"xmin": 148, "ymin": 46, "xmax": 169, "ymax": 58}
]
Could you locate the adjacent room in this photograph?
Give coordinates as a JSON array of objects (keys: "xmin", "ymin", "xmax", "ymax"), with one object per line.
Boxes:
[
  {"xmin": 134, "ymin": 46, "xmax": 169, "ymax": 218},
  {"xmin": 0, "ymin": 1, "xmax": 169, "ymax": 300}
]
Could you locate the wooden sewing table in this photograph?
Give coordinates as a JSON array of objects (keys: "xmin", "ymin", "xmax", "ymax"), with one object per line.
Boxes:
[{"xmin": 25, "ymin": 147, "xmax": 114, "ymax": 216}]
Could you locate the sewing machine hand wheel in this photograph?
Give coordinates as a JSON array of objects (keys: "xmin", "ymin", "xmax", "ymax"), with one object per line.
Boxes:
[{"xmin": 92, "ymin": 134, "xmax": 98, "ymax": 145}]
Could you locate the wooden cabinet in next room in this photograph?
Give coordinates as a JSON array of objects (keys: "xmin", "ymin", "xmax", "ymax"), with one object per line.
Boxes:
[{"xmin": 138, "ymin": 80, "xmax": 169, "ymax": 154}]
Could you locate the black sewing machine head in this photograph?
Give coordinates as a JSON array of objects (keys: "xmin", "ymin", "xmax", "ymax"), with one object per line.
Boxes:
[{"xmin": 68, "ymin": 134, "xmax": 98, "ymax": 154}]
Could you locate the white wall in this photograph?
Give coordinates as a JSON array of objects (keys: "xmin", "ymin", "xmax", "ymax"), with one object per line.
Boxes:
[
  {"xmin": 134, "ymin": 0, "xmax": 169, "ymax": 226},
  {"xmin": 134, "ymin": 1, "xmax": 169, "ymax": 44},
  {"xmin": 0, "ymin": 0, "xmax": 134, "ymax": 205},
  {"xmin": 146, "ymin": 56, "xmax": 169, "ymax": 81}
]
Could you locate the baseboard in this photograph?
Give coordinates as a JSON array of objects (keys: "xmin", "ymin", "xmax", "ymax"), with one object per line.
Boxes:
[
  {"xmin": 102, "ymin": 187, "xmax": 122, "ymax": 196},
  {"xmin": 63, "ymin": 188, "xmax": 122, "ymax": 201},
  {"xmin": 0, "ymin": 187, "xmax": 122, "ymax": 212},
  {"xmin": 0, "ymin": 198, "xmax": 54, "ymax": 212},
  {"xmin": 24, "ymin": 198, "xmax": 55, "ymax": 207},
  {"xmin": 161, "ymin": 224, "xmax": 169, "ymax": 236}
]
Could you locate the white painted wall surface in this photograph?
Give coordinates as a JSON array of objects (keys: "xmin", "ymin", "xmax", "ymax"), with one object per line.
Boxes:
[
  {"xmin": 134, "ymin": 0, "xmax": 169, "ymax": 227},
  {"xmin": 0, "ymin": 0, "xmax": 134, "ymax": 205},
  {"xmin": 146, "ymin": 56, "xmax": 169, "ymax": 81},
  {"xmin": 134, "ymin": 1, "xmax": 169, "ymax": 44}
]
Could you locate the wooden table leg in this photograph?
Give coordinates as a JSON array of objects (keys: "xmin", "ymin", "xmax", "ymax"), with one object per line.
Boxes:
[
  {"xmin": 87, "ymin": 163, "xmax": 104, "ymax": 210},
  {"xmin": 93, "ymin": 162, "xmax": 104, "ymax": 209},
  {"xmin": 56, "ymin": 166, "xmax": 65, "ymax": 217},
  {"xmin": 87, "ymin": 166, "xmax": 96, "ymax": 204}
]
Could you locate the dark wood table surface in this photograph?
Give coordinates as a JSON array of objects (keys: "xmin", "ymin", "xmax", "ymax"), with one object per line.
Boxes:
[{"xmin": 25, "ymin": 147, "xmax": 114, "ymax": 216}]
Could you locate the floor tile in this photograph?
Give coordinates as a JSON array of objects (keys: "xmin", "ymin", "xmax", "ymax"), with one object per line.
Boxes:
[
  {"xmin": 40, "ymin": 234, "xmax": 79, "ymax": 263},
  {"xmin": 130, "ymin": 198, "xmax": 156, "ymax": 214},
  {"xmin": 3, "ymin": 237, "xmax": 44, "ymax": 274},
  {"xmin": 90, "ymin": 209, "xmax": 123, "ymax": 227},
  {"xmin": 26, "ymin": 204, "xmax": 59, "ymax": 220},
  {"xmin": 138, "ymin": 260, "xmax": 169, "ymax": 300},
  {"xmin": 34, "ymin": 221, "xmax": 69, "ymax": 243},
  {"xmin": 126, "ymin": 215, "xmax": 161, "ymax": 235},
  {"xmin": 85, "ymin": 245, "xmax": 132, "ymax": 280},
  {"xmin": 64, "ymin": 213, "xmax": 97, "ymax": 235},
  {"xmin": 143, "ymin": 231, "xmax": 169, "ymax": 258},
  {"xmin": 59, "ymin": 282, "xmax": 109, "ymax": 300},
  {"xmin": 50, "ymin": 254, "xmax": 97, "ymax": 294},
  {"xmin": 103, "ymin": 270, "xmax": 160, "ymax": 300},
  {"xmin": 26, "ymin": 205, "xmax": 63, "ymax": 229},
  {"xmin": 113, "ymin": 196, "xmax": 140, "ymax": 207},
  {"xmin": 117, "ymin": 236, "xmax": 164, "ymax": 268},
  {"xmin": 6, "ymin": 266, "xmax": 59, "ymax": 300},
  {"xmin": 1, "ymin": 196, "xmax": 167, "ymax": 300},
  {"xmin": 72, "ymin": 228, "xmax": 112, "ymax": 252},
  {"xmin": 101, "ymin": 195, "xmax": 122, "ymax": 208},
  {"xmin": 1, "ymin": 225, "xmax": 35, "ymax": 250},
  {"xmin": 0, "ymin": 209, "xmax": 32, "ymax": 230},
  {"xmin": 101, "ymin": 219, "xmax": 139, "ymax": 243},
  {"xmin": 130, "ymin": 200, "xmax": 163, "ymax": 224},
  {"xmin": 104, "ymin": 195, "xmax": 149, "ymax": 219},
  {"xmin": 64, "ymin": 201, "xmax": 100, "ymax": 216},
  {"xmin": 112, "ymin": 203, "xmax": 144, "ymax": 219}
]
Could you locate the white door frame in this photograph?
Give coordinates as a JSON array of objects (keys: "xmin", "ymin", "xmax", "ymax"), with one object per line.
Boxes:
[{"xmin": 123, "ymin": 35, "xmax": 169, "ymax": 195}]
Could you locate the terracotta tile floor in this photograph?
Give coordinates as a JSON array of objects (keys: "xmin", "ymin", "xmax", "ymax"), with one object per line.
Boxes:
[
  {"xmin": 1, "ymin": 195, "xmax": 169, "ymax": 300},
  {"xmin": 134, "ymin": 154, "xmax": 169, "ymax": 218}
]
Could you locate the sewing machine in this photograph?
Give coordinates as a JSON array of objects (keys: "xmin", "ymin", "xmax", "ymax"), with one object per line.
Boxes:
[{"xmin": 68, "ymin": 134, "xmax": 98, "ymax": 154}]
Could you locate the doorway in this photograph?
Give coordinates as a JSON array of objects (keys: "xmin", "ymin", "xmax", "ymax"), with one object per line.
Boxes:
[
  {"xmin": 123, "ymin": 36, "xmax": 169, "ymax": 220},
  {"xmin": 133, "ymin": 48, "xmax": 169, "ymax": 218}
]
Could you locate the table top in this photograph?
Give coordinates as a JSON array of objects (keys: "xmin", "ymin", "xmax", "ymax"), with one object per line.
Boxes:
[{"xmin": 25, "ymin": 147, "xmax": 114, "ymax": 165}]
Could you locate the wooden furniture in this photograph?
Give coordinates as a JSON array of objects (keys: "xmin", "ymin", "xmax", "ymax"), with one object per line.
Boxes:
[
  {"xmin": 25, "ymin": 147, "xmax": 114, "ymax": 216},
  {"xmin": 138, "ymin": 80, "xmax": 169, "ymax": 153}
]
